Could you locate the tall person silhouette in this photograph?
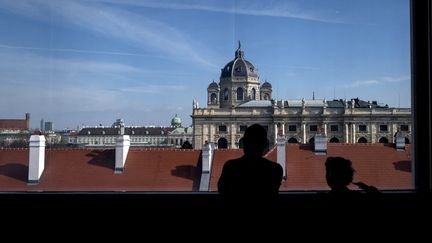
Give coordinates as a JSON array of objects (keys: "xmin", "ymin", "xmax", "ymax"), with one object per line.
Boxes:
[{"xmin": 217, "ymin": 124, "xmax": 283, "ymax": 205}]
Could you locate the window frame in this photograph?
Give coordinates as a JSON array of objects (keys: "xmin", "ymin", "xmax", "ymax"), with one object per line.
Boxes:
[
  {"xmin": 0, "ymin": 1, "xmax": 430, "ymax": 212},
  {"xmin": 288, "ymin": 125, "xmax": 297, "ymax": 132},
  {"xmin": 309, "ymin": 125, "xmax": 318, "ymax": 132},
  {"xmin": 358, "ymin": 124, "xmax": 367, "ymax": 132},
  {"xmin": 218, "ymin": 125, "xmax": 227, "ymax": 133},
  {"xmin": 379, "ymin": 124, "xmax": 388, "ymax": 132},
  {"xmin": 330, "ymin": 125, "xmax": 339, "ymax": 132}
]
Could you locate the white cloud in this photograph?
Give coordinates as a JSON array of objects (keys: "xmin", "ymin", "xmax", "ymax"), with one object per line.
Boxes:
[
  {"xmin": 344, "ymin": 75, "xmax": 410, "ymax": 89},
  {"xmin": 382, "ymin": 75, "xmax": 410, "ymax": 83},
  {"xmin": 344, "ymin": 80, "xmax": 379, "ymax": 89},
  {"xmin": 0, "ymin": 43, "xmax": 167, "ymax": 59},
  {"xmin": 0, "ymin": 0, "xmax": 217, "ymax": 68},
  {"xmin": 0, "ymin": 49, "xmax": 188, "ymax": 114},
  {"xmin": 89, "ymin": 0, "xmax": 342, "ymax": 23},
  {"xmin": 114, "ymin": 84, "xmax": 186, "ymax": 94}
]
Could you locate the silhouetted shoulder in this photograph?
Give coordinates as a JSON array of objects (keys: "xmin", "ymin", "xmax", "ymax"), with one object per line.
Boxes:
[{"xmin": 217, "ymin": 156, "xmax": 283, "ymax": 198}]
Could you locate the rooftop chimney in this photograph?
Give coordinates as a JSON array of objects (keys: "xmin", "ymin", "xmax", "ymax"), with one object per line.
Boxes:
[
  {"xmin": 395, "ymin": 133, "xmax": 405, "ymax": 151},
  {"xmin": 199, "ymin": 142, "xmax": 215, "ymax": 191},
  {"xmin": 28, "ymin": 135, "xmax": 46, "ymax": 184},
  {"xmin": 314, "ymin": 134, "xmax": 327, "ymax": 155},
  {"xmin": 277, "ymin": 136, "xmax": 287, "ymax": 180},
  {"xmin": 115, "ymin": 135, "xmax": 130, "ymax": 173}
]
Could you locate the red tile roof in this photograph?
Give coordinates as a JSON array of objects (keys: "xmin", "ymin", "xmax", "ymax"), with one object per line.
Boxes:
[
  {"xmin": 0, "ymin": 119, "xmax": 28, "ymax": 131},
  {"xmin": 0, "ymin": 144, "xmax": 412, "ymax": 191},
  {"xmin": 209, "ymin": 144, "xmax": 412, "ymax": 191},
  {"xmin": 0, "ymin": 148, "xmax": 201, "ymax": 191},
  {"xmin": 208, "ymin": 149, "xmax": 243, "ymax": 191}
]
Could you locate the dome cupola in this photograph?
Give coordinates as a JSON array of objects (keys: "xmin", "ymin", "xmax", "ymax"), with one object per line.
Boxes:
[
  {"xmin": 171, "ymin": 114, "xmax": 182, "ymax": 128},
  {"xmin": 220, "ymin": 41, "xmax": 259, "ymax": 79},
  {"xmin": 262, "ymin": 81, "xmax": 272, "ymax": 89},
  {"xmin": 208, "ymin": 80, "xmax": 219, "ymax": 89}
]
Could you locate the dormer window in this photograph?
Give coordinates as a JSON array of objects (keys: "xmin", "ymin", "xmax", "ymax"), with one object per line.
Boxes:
[{"xmin": 235, "ymin": 66, "xmax": 242, "ymax": 72}]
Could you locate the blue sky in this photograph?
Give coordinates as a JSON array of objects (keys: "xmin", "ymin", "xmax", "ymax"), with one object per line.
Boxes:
[{"xmin": 0, "ymin": 0, "xmax": 411, "ymax": 130}]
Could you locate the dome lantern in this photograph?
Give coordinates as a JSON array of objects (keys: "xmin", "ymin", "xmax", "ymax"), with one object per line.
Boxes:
[{"xmin": 171, "ymin": 114, "xmax": 182, "ymax": 128}]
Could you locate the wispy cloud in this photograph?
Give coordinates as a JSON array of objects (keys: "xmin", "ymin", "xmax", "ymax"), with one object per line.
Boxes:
[
  {"xmin": 0, "ymin": 43, "xmax": 167, "ymax": 59},
  {"xmin": 0, "ymin": 49, "xmax": 188, "ymax": 112},
  {"xmin": 91, "ymin": 0, "xmax": 343, "ymax": 24},
  {"xmin": 0, "ymin": 49, "xmax": 149, "ymax": 86},
  {"xmin": 344, "ymin": 79, "xmax": 379, "ymax": 89},
  {"xmin": 382, "ymin": 75, "xmax": 410, "ymax": 83},
  {"xmin": 111, "ymin": 84, "xmax": 186, "ymax": 94},
  {"xmin": 344, "ymin": 75, "xmax": 410, "ymax": 89},
  {"xmin": 0, "ymin": 0, "xmax": 217, "ymax": 68}
]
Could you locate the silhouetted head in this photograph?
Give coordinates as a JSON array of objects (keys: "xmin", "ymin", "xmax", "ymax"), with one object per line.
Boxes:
[
  {"xmin": 243, "ymin": 124, "xmax": 268, "ymax": 157},
  {"xmin": 325, "ymin": 157, "xmax": 355, "ymax": 189}
]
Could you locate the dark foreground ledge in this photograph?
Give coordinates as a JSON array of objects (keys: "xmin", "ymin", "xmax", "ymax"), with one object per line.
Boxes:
[{"xmin": 1, "ymin": 191, "xmax": 430, "ymax": 218}]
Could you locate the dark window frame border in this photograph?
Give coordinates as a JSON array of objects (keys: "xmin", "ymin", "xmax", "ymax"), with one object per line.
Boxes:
[{"xmin": 0, "ymin": 2, "xmax": 430, "ymax": 217}]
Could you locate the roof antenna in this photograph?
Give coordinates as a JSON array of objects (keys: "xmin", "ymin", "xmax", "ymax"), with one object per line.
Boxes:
[{"xmin": 313, "ymin": 91, "xmax": 315, "ymax": 100}]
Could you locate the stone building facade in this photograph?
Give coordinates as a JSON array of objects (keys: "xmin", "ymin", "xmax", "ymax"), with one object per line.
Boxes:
[
  {"xmin": 192, "ymin": 44, "xmax": 411, "ymax": 149},
  {"xmin": 76, "ymin": 116, "xmax": 192, "ymax": 148}
]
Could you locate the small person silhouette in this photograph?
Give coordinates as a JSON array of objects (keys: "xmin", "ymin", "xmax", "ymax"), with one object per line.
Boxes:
[
  {"xmin": 325, "ymin": 156, "xmax": 380, "ymax": 195},
  {"xmin": 217, "ymin": 124, "xmax": 283, "ymax": 205},
  {"xmin": 324, "ymin": 156, "xmax": 381, "ymax": 219}
]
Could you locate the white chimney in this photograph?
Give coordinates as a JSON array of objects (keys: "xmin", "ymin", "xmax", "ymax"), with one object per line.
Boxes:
[
  {"xmin": 115, "ymin": 135, "xmax": 130, "ymax": 173},
  {"xmin": 314, "ymin": 134, "xmax": 327, "ymax": 155},
  {"xmin": 277, "ymin": 136, "xmax": 287, "ymax": 180},
  {"xmin": 199, "ymin": 142, "xmax": 214, "ymax": 191},
  {"xmin": 201, "ymin": 142, "xmax": 213, "ymax": 173},
  {"xmin": 395, "ymin": 134, "xmax": 405, "ymax": 151},
  {"xmin": 28, "ymin": 135, "xmax": 46, "ymax": 184}
]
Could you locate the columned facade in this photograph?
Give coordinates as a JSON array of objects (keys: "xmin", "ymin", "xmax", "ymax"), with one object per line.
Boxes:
[{"xmin": 191, "ymin": 45, "xmax": 412, "ymax": 149}]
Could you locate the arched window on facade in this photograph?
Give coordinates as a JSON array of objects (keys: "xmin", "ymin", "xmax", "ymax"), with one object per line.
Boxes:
[
  {"xmin": 223, "ymin": 88, "xmax": 229, "ymax": 101},
  {"xmin": 264, "ymin": 93, "xmax": 270, "ymax": 100},
  {"xmin": 237, "ymin": 87, "xmax": 243, "ymax": 101},
  {"xmin": 358, "ymin": 137, "xmax": 368, "ymax": 143},
  {"xmin": 308, "ymin": 137, "xmax": 315, "ymax": 144},
  {"xmin": 251, "ymin": 88, "xmax": 256, "ymax": 100},
  {"xmin": 210, "ymin": 93, "xmax": 217, "ymax": 104},
  {"xmin": 379, "ymin": 137, "xmax": 389, "ymax": 143},
  {"xmin": 405, "ymin": 137, "xmax": 410, "ymax": 144},
  {"xmin": 287, "ymin": 137, "xmax": 298, "ymax": 143},
  {"xmin": 329, "ymin": 137, "xmax": 340, "ymax": 143}
]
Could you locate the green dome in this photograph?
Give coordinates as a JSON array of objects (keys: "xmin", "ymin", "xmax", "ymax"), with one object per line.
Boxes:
[{"xmin": 171, "ymin": 114, "xmax": 182, "ymax": 127}]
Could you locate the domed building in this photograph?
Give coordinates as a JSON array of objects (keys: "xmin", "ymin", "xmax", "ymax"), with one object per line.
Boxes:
[
  {"xmin": 207, "ymin": 42, "xmax": 272, "ymax": 109},
  {"xmin": 171, "ymin": 114, "xmax": 182, "ymax": 128},
  {"xmin": 192, "ymin": 43, "xmax": 411, "ymax": 149}
]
